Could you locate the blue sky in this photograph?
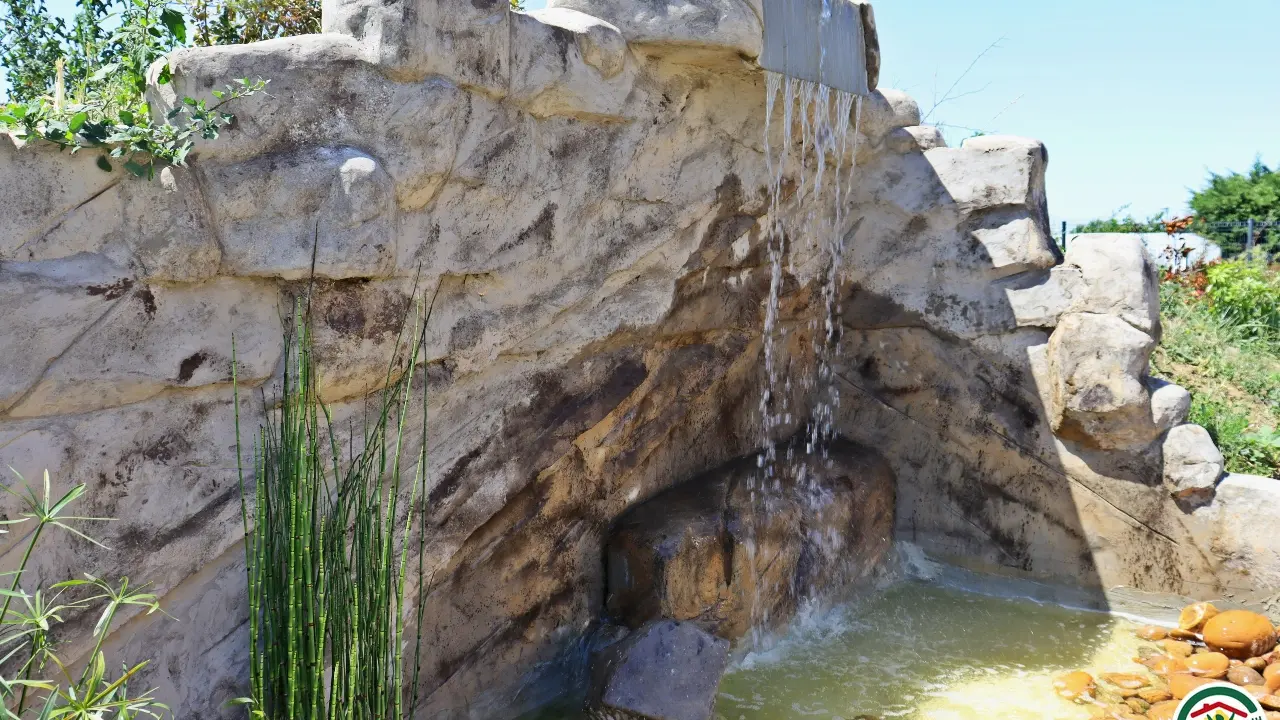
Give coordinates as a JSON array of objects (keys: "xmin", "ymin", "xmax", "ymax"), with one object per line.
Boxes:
[{"xmin": 14, "ymin": 0, "xmax": 1277, "ymax": 227}]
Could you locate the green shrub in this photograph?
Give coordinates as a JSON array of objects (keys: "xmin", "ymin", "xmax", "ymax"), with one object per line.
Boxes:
[
  {"xmin": 2, "ymin": 0, "xmax": 267, "ymax": 179},
  {"xmin": 1205, "ymin": 259, "xmax": 1280, "ymax": 341},
  {"xmin": 1189, "ymin": 396, "xmax": 1280, "ymax": 478},
  {"xmin": 1190, "ymin": 159, "xmax": 1280, "ymax": 257}
]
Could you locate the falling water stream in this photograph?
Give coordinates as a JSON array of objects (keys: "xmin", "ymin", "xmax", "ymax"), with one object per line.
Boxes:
[{"xmin": 749, "ymin": 71, "xmax": 865, "ymax": 648}]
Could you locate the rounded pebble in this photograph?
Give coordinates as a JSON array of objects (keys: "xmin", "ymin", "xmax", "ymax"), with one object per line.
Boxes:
[
  {"xmin": 1204, "ymin": 610, "xmax": 1278, "ymax": 660},
  {"xmin": 1229, "ymin": 665, "xmax": 1266, "ymax": 686}
]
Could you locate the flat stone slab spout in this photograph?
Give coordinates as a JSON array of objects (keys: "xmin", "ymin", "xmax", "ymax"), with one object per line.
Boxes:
[{"xmin": 759, "ymin": 0, "xmax": 879, "ymax": 94}]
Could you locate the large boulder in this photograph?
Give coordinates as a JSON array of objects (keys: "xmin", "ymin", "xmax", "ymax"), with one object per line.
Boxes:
[
  {"xmin": 587, "ymin": 620, "xmax": 730, "ymax": 720},
  {"xmin": 1047, "ymin": 313, "xmax": 1161, "ymax": 450},
  {"xmin": 1193, "ymin": 474, "xmax": 1280, "ymax": 590},
  {"xmin": 604, "ymin": 440, "xmax": 894, "ymax": 639}
]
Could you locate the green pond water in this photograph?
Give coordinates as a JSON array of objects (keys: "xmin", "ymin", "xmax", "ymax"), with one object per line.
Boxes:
[{"xmin": 530, "ymin": 580, "xmax": 1153, "ymax": 720}]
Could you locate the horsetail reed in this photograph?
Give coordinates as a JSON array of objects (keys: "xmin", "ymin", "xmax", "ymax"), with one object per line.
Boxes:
[{"xmin": 233, "ymin": 296, "xmax": 429, "ymax": 720}]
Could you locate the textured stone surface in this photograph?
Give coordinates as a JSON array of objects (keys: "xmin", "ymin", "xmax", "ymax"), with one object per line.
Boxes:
[
  {"xmin": 202, "ymin": 146, "xmax": 396, "ymax": 279},
  {"xmin": 510, "ymin": 9, "xmax": 635, "ymax": 118},
  {"xmin": 1193, "ymin": 474, "xmax": 1280, "ymax": 591},
  {"xmin": 605, "ymin": 441, "xmax": 894, "ymax": 639},
  {"xmin": 0, "ymin": 0, "xmax": 1252, "ymax": 717},
  {"xmin": 8, "ymin": 278, "xmax": 282, "ymax": 418},
  {"xmin": 549, "ymin": 0, "xmax": 763, "ymax": 59},
  {"xmin": 1149, "ymin": 378, "xmax": 1192, "ymax": 430},
  {"xmin": 1162, "ymin": 424, "xmax": 1224, "ymax": 503},
  {"xmin": 588, "ymin": 620, "xmax": 730, "ymax": 720},
  {"xmin": 1047, "ymin": 313, "xmax": 1160, "ymax": 450}
]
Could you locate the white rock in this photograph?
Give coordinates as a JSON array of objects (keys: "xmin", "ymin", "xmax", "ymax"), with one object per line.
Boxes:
[
  {"xmin": 509, "ymin": 10, "xmax": 635, "ymax": 118},
  {"xmin": 1162, "ymin": 424, "xmax": 1224, "ymax": 502},
  {"xmin": 0, "ymin": 136, "xmax": 120, "ymax": 261},
  {"xmin": 1047, "ymin": 313, "xmax": 1160, "ymax": 450},
  {"xmin": 971, "ymin": 214, "xmax": 1060, "ymax": 276},
  {"xmin": 1193, "ymin": 474, "xmax": 1280, "ymax": 589},
  {"xmin": 202, "ymin": 146, "xmax": 396, "ymax": 280},
  {"xmin": 883, "ymin": 125, "xmax": 946, "ymax": 154},
  {"xmin": 1148, "ymin": 378, "xmax": 1191, "ymax": 430},
  {"xmin": 860, "ymin": 89, "xmax": 922, "ymax": 143},
  {"xmin": 927, "ymin": 135, "xmax": 1049, "ymax": 213},
  {"xmin": 0, "ymin": 256, "xmax": 132, "ymax": 413},
  {"xmin": 547, "ymin": 0, "xmax": 762, "ymax": 59},
  {"xmin": 323, "ymin": 0, "xmax": 509, "ymax": 90},
  {"xmin": 6, "ymin": 278, "xmax": 283, "ymax": 418},
  {"xmin": 1057, "ymin": 234, "xmax": 1162, "ymax": 336}
]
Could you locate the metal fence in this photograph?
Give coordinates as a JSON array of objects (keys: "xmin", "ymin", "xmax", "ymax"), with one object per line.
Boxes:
[{"xmin": 1056, "ymin": 219, "xmax": 1279, "ymax": 260}]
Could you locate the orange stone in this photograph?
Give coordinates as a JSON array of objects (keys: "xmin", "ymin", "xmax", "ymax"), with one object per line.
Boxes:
[
  {"xmin": 1179, "ymin": 602, "xmax": 1220, "ymax": 632},
  {"xmin": 1169, "ymin": 673, "xmax": 1213, "ymax": 699},
  {"xmin": 1139, "ymin": 687, "xmax": 1174, "ymax": 704},
  {"xmin": 1172, "ymin": 629, "xmax": 1202, "ymax": 641},
  {"xmin": 1262, "ymin": 696, "xmax": 1280, "ymax": 711},
  {"xmin": 1137, "ymin": 625, "xmax": 1169, "ymax": 641},
  {"xmin": 1055, "ymin": 671, "xmax": 1097, "ymax": 702},
  {"xmin": 1186, "ymin": 652, "xmax": 1231, "ymax": 678},
  {"xmin": 1103, "ymin": 673, "xmax": 1151, "ymax": 690},
  {"xmin": 1160, "ymin": 639, "xmax": 1195, "ymax": 658},
  {"xmin": 1146, "ymin": 656, "xmax": 1190, "ymax": 675},
  {"xmin": 1148, "ymin": 700, "xmax": 1180, "ymax": 720},
  {"xmin": 1266, "ymin": 663, "xmax": 1280, "ymax": 692},
  {"xmin": 1203, "ymin": 610, "xmax": 1278, "ymax": 660},
  {"xmin": 1247, "ymin": 657, "xmax": 1269, "ymax": 671}
]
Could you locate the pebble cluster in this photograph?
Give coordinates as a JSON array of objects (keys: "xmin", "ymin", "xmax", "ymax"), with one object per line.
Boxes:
[{"xmin": 1053, "ymin": 604, "xmax": 1280, "ymax": 720}]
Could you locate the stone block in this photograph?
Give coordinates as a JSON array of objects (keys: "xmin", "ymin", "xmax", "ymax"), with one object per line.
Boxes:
[
  {"xmin": 1047, "ymin": 313, "xmax": 1160, "ymax": 450},
  {"xmin": 605, "ymin": 440, "xmax": 894, "ymax": 639},
  {"xmin": 1162, "ymin": 424, "xmax": 1224, "ymax": 504},
  {"xmin": 548, "ymin": 0, "xmax": 761, "ymax": 59},
  {"xmin": 587, "ymin": 620, "xmax": 730, "ymax": 720},
  {"xmin": 6, "ymin": 278, "xmax": 283, "ymax": 418},
  {"xmin": 202, "ymin": 146, "xmax": 395, "ymax": 280},
  {"xmin": 323, "ymin": 0, "xmax": 509, "ymax": 90},
  {"xmin": 510, "ymin": 9, "xmax": 635, "ymax": 119},
  {"xmin": 0, "ymin": 255, "xmax": 132, "ymax": 414}
]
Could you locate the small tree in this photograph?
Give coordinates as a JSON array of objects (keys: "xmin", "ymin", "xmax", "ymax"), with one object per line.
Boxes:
[{"xmin": 1190, "ymin": 159, "xmax": 1280, "ymax": 257}]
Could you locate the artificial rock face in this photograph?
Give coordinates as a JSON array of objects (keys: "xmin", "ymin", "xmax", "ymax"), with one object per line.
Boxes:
[{"xmin": 0, "ymin": 0, "xmax": 1258, "ymax": 717}]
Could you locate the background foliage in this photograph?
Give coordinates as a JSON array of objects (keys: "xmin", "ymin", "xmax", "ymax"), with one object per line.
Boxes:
[
  {"xmin": 1190, "ymin": 159, "xmax": 1280, "ymax": 257},
  {"xmin": 1155, "ymin": 260, "xmax": 1280, "ymax": 479},
  {"xmin": 1073, "ymin": 158, "xmax": 1280, "ymax": 258}
]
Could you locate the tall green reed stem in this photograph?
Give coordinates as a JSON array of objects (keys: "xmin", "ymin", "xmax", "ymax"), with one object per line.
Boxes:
[{"xmin": 234, "ymin": 296, "xmax": 428, "ymax": 720}]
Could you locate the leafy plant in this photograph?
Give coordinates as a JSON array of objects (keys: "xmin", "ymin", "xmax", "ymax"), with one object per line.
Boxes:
[
  {"xmin": 233, "ymin": 296, "xmax": 429, "ymax": 720},
  {"xmin": 1155, "ymin": 273, "xmax": 1280, "ymax": 479},
  {"xmin": 186, "ymin": 0, "xmax": 319, "ymax": 47},
  {"xmin": 2, "ymin": 76, "xmax": 266, "ymax": 178},
  {"xmin": 0, "ymin": 469, "xmax": 170, "ymax": 719},
  {"xmin": 1204, "ymin": 259, "xmax": 1280, "ymax": 342}
]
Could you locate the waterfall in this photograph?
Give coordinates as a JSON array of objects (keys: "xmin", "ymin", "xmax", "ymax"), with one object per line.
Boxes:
[{"xmin": 750, "ymin": 71, "xmax": 864, "ymax": 648}]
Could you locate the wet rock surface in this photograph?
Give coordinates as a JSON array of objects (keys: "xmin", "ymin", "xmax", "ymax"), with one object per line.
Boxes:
[
  {"xmin": 587, "ymin": 620, "xmax": 730, "ymax": 720},
  {"xmin": 604, "ymin": 439, "xmax": 894, "ymax": 639}
]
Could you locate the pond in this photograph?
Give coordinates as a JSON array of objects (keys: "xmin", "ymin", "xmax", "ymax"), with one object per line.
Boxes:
[{"xmin": 526, "ymin": 575, "xmax": 1162, "ymax": 720}]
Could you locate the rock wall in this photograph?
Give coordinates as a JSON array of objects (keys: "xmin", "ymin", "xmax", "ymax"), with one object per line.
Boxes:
[{"xmin": 0, "ymin": 0, "xmax": 1270, "ymax": 717}]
